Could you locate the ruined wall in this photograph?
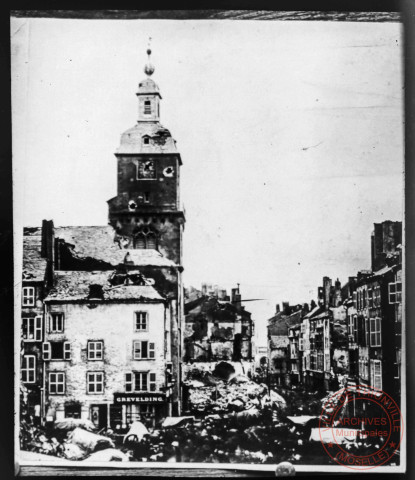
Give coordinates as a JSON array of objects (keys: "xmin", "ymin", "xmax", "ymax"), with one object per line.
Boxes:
[
  {"xmin": 210, "ymin": 341, "xmax": 234, "ymax": 360},
  {"xmin": 44, "ymin": 301, "xmax": 167, "ymax": 420},
  {"xmin": 332, "ymin": 348, "xmax": 349, "ymax": 374},
  {"xmin": 108, "ymin": 211, "xmax": 184, "ymax": 265}
]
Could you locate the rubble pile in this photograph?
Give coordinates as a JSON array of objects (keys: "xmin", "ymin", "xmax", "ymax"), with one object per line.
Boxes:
[
  {"xmin": 20, "ymin": 418, "xmax": 122, "ymax": 462},
  {"xmin": 124, "ymin": 410, "xmax": 331, "ymax": 464},
  {"xmin": 186, "ymin": 369, "xmax": 282, "ymax": 415}
]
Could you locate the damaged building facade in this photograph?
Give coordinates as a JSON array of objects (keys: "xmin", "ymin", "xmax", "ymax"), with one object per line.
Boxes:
[
  {"xmin": 20, "ymin": 49, "xmax": 185, "ymax": 429},
  {"xmin": 269, "ymin": 220, "xmax": 403, "ymax": 398},
  {"xmin": 184, "ymin": 285, "xmax": 255, "ymax": 364}
]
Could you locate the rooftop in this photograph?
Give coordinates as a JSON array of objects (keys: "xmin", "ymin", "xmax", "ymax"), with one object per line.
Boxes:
[
  {"xmin": 117, "ymin": 123, "xmax": 179, "ymax": 155},
  {"xmin": 45, "ymin": 270, "xmax": 164, "ymax": 302},
  {"xmin": 55, "ymin": 225, "xmax": 177, "ymax": 268}
]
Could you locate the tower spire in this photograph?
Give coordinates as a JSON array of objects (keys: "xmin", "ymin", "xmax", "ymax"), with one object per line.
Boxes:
[{"xmin": 144, "ymin": 37, "xmax": 155, "ymax": 77}]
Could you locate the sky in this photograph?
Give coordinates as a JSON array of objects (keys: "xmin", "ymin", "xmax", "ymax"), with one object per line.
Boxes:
[{"xmin": 11, "ymin": 17, "xmax": 404, "ymax": 345}]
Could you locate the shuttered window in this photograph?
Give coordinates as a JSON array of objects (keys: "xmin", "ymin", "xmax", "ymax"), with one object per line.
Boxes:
[{"xmin": 133, "ymin": 341, "xmax": 155, "ymax": 359}]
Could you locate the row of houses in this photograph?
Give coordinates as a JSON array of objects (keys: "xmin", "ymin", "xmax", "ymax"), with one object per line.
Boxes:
[{"xmin": 267, "ymin": 220, "xmax": 403, "ymax": 400}]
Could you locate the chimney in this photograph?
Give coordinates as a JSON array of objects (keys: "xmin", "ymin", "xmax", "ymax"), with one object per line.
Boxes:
[
  {"xmin": 276, "ymin": 304, "xmax": 280, "ymax": 313},
  {"xmin": 231, "ymin": 286, "xmax": 241, "ymax": 308},
  {"xmin": 201, "ymin": 283, "xmax": 207, "ymax": 295},
  {"xmin": 41, "ymin": 220, "xmax": 55, "ymax": 289},
  {"xmin": 218, "ymin": 289, "xmax": 227, "ymax": 300},
  {"xmin": 41, "ymin": 219, "xmax": 54, "ymax": 259}
]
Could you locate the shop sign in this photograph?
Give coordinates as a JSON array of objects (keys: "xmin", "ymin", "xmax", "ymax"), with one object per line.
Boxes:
[{"xmin": 114, "ymin": 393, "xmax": 166, "ymax": 404}]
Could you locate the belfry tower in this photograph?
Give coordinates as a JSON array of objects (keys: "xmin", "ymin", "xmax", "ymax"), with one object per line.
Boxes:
[
  {"xmin": 107, "ymin": 46, "xmax": 185, "ymax": 415},
  {"xmin": 108, "ymin": 47, "xmax": 185, "ymax": 264}
]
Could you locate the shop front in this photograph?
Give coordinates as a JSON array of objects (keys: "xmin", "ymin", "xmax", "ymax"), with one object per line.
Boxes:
[{"xmin": 112, "ymin": 392, "xmax": 167, "ymax": 430}]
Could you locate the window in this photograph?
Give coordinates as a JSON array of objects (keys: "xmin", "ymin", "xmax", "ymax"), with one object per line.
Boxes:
[
  {"xmin": 144, "ymin": 192, "xmax": 150, "ymax": 203},
  {"xmin": 359, "ymin": 358, "xmax": 367, "ymax": 379},
  {"xmin": 133, "ymin": 226, "xmax": 158, "ymax": 249},
  {"xmin": 364, "ymin": 318, "xmax": 369, "ymax": 347},
  {"xmin": 22, "ymin": 287, "xmax": 35, "ymax": 307},
  {"xmin": 21, "ymin": 355, "xmax": 36, "ymax": 383},
  {"xmin": 88, "ymin": 341, "xmax": 103, "ymax": 360},
  {"xmin": 325, "ymin": 354, "xmax": 330, "ymax": 371},
  {"xmin": 22, "ymin": 316, "xmax": 42, "ymax": 341},
  {"xmin": 146, "ymin": 233, "xmax": 157, "ymax": 250},
  {"xmin": 50, "ymin": 313, "xmax": 64, "ymax": 333},
  {"xmin": 49, "ymin": 372, "xmax": 65, "ymax": 394},
  {"xmin": 389, "ymin": 282, "xmax": 402, "ymax": 304},
  {"xmin": 87, "ymin": 372, "xmax": 104, "ymax": 394},
  {"xmin": 143, "ymin": 137, "xmax": 150, "ymax": 145},
  {"xmin": 373, "ymin": 286, "xmax": 381, "ymax": 306},
  {"xmin": 299, "ymin": 338, "xmax": 304, "ymax": 351},
  {"xmin": 135, "ymin": 312, "xmax": 148, "ymax": 332},
  {"xmin": 292, "ymin": 362, "xmax": 298, "ymax": 373},
  {"xmin": 43, "ymin": 342, "xmax": 71, "ymax": 360},
  {"xmin": 370, "ymin": 317, "xmax": 382, "ymax": 347},
  {"xmin": 133, "ymin": 340, "xmax": 155, "ymax": 360},
  {"xmin": 317, "ymin": 352, "xmax": 324, "ymax": 371},
  {"xmin": 370, "ymin": 360, "xmax": 382, "ymax": 390},
  {"xmin": 352, "ymin": 292, "xmax": 357, "ymax": 309},
  {"xmin": 367, "ymin": 288, "xmax": 373, "ymax": 308},
  {"xmin": 125, "ymin": 372, "xmax": 157, "ymax": 392},
  {"xmin": 310, "ymin": 353, "xmax": 317, "ymax": 370},
  {"xmin": 144, "ymin": 100, "xmax": 151, "ymax": 114},
  {"xmin": 126, "ymin": 404, "xmax": 156, "ymax": 424},
  {"xmin": 65, "ymin": 404, "xmax": 81, "ymax": 419}
]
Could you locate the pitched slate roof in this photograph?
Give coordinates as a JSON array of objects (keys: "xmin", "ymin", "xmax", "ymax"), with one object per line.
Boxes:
[
  {"xmin": 54, "ymin": 225, "xmax": 177, "ymax": 268},
  {"xmin": 45, "ymin": 271, "xmax": 164, "ymax": 302},
  {"xmin": 22, "ymin": 229, "xmax": 47, "ymax": 282}
]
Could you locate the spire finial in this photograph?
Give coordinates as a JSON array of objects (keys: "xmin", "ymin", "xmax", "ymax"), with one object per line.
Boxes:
[{"xmin": 144, "ymin": 37, "xmax": 155, "ymax": 77}]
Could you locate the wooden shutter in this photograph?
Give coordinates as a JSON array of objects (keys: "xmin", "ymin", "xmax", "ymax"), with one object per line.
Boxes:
[
  {"xmin": 125, "ymin": 373, "xmax": 133, "ymax": 392},
  {"xmin": 42, "ymin": 342, "xmax": 51, "ymax": 360},
  {"xmin": 35, "ymin": 316, "xmax": 42, "ymax": 341},
  {"xmin": 64, "ymin": 342, "xmax": 71, "ymax": 360},
  {"xmin": 149, "ymin": 373, "xmax": 156, "ymax": 391},
  {"xmin": 133, "ymin": 341, "xmax": 141, "ymax": 359}
]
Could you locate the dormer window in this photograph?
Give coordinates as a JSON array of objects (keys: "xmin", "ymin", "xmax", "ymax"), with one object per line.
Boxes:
[
  {"xmin": 143, "ymin": 136, "xmax": 150, "ymax": 145},
  {"xmin": 144, "ymin": 100, "xmax": 151, "ymax": 115}
]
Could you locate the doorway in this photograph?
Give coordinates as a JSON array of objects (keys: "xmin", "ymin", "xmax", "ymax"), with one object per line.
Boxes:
[{"xmin": 90, "ymin": 404, "xmax": 108, "ymax": 430}]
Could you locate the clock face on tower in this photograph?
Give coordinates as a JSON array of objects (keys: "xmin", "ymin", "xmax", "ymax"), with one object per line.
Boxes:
[{"xmin": 137, "ymin": 160, "xmax": 156, "ymax": 179}]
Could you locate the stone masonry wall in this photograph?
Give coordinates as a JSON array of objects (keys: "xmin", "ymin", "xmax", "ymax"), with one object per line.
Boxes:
[{"xmin": 45, "ymin": 301, "xmax": 167, "ymax": 419}]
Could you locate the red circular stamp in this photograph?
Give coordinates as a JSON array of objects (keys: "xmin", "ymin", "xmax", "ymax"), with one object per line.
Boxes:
[{"xmin": 318, "ymin": 385, "xmax": 404, "ymax": 470}]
